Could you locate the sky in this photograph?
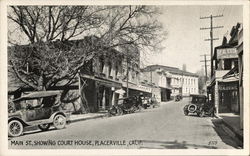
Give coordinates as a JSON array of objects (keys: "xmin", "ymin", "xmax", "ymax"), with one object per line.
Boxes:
[
  {"xmin": 8, "ymin": 5, "xmax": 243, "ymax": 74},
  {"xmin": 142, "ymin": 5, "xmax": 243, "ymax": 73}
]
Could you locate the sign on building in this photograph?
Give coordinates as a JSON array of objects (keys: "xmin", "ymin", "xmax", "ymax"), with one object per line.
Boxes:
[{"xmin": 217, "ymin": 48, "xmax": 237, "ymax": 59}]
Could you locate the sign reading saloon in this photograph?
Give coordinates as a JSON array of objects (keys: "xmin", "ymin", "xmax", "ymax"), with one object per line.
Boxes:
[{"xmin": 217, "ymin": 48, "xmax": 237, "ymax": 59}]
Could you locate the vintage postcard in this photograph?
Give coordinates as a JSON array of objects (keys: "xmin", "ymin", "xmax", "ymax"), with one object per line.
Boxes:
[{"xmin": 0, "ymin": 0, "xmax": 249, "ymax": 155}]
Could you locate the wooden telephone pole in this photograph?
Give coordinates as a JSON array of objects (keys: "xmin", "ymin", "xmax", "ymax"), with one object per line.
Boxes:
[
  {"xmin": 200, "ymin": 54, "xmax": 210, "ymax": 82},
  {"xmin": 200, "ymin": 14, "xmax": 223, "ymax": 78}
]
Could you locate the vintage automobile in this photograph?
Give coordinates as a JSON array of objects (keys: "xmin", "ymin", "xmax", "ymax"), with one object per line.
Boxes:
[
  {"xmin": 8, "ymin": 91, "xmax": 70, "ymax": 137},
  {"xmin": 141, "ymin": 96, "xmax": 151, "ymax": 109},
  {"xmin": 183, "ymin": 94, "xmax": 215, "ymax": 117},
  {"xmin": 175, "ymin": 94, "xmax": 182, "ymax": 102},
  {"xmin": 109, "ymin": 96, "xmax": 142, "ymax": 116}
]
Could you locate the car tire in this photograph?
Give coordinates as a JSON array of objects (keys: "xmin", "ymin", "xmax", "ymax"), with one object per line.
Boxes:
[
  {"xmin": 117, "ymin": 107, "xmax": 123, "ymax": 116},
  {"xmin": 187, "ymin": 104, "xmax": 197, "ymax": 113},
  {"xmin": 8, "ymin": 120, "xmax": 24, "ymax": 137},
  {"xmin": 184, "ymin": 110, "xmax": 188, "ymax": 116},
  {"xmin": 199, "ymin": 110, "xmax": 205, "ymax": 117},
  {"xmin": 108, "ymin": 107, "xmax": 117, "ymax": 116},
  {"xmin": 53, "ymin": 114, "xmax": 66, "ymax": 129},
  {"xmin": 38, "ymin": 124, "xmax": 50, "ymax": 131}
]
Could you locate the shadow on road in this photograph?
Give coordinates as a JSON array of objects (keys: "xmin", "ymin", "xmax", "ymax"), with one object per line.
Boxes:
[
  {"xmin": 139, "ymin": 140, "xmax": 217, "ymax": 149},
  {"xmin": 8, "ymin": 127, "xmax": 58, "ymax": 140},
  {"xmin": 211, "ymin": 118, "xmax": 242, "ymax": 149}
]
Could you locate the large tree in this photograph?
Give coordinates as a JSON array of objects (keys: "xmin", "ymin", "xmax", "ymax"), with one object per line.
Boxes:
[{"xmin": 8, "ymin": 5, "xmax": 166, "ymax": 113}]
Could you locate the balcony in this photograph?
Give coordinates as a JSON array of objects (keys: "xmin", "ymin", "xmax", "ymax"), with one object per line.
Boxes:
[{"xmin": 211, "ymin": 70, "xmax": 230, "ymax": 83}]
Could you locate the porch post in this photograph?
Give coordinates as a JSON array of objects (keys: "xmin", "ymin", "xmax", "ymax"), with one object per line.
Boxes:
[
  {"xmin": 215, "ymin": 80, "xmax": 219, "ymax": 116},
  {"xmin": 102, "ymin": 89, "xmax": 106, "ymax": 110},
  {"xmin": 112, "ymin": 92, "xmax": 115, "ymax": 106}
]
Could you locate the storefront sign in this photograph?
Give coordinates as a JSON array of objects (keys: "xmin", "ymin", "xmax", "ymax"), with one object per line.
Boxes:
[
  {"xmin": 219, "ymin": 83, "xmax": 238, "ymax": 91},
  {"xmin": 217, "ymin": 48, "xmax": 237, "ymax": 59}
]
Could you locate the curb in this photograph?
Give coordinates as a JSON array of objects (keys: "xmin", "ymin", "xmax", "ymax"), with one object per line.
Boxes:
[
  {"xmin": 214, "ymin": 114, "xmax": 243, "ymax": 143},
  {"xmin": 69, "ymin": 114, "xmax": 108, "ymax": 124}
]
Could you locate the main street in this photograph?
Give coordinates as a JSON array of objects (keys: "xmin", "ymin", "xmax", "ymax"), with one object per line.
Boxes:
[{"xmin": 9, "ymin": 98, "xmax": 241, "ymax": 149}]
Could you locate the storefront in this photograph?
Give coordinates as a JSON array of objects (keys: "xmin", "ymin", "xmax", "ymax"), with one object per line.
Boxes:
[
  {"xmin": 80, "ymin": 75, "xmax": 122, "ymax": 113},
  {"xmin": 160, "ymin": 87, "xmax": 172, "ymax": 101},
  {"xmin": 218, "ymin": 81, "xmax": 239, "ymax": 113}
]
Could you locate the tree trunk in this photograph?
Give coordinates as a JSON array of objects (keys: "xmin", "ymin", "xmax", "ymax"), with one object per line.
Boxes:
[{"xmin": 80, "ymin": 79, "xmax": 90, "ymax": 113}]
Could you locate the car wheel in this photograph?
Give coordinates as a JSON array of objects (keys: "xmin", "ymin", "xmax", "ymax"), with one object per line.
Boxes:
[
  {"xmin": 117, "ymin": 107, "xmax": 123, "ymax": 116},
  {"xmin": 53, "ymin": 114, "xmax": 66, "ymax": 129},
  {"xmin": 199, "ymin": 110, "xmax": 205, "ymax": 117},
  {"xmin": 184, "ymin": 110, "xmax": 188, "ymax": 116},
  {"xmin": 38, "ymin": 124, "xmax": 50, "ymax": 131},
  {"xmin": 108, "ymin": 107, "xmax": 117, "ymax": 116},
  {"xmin": 8, "ymin": 120, "xmax": 23, "ymax": 137}
]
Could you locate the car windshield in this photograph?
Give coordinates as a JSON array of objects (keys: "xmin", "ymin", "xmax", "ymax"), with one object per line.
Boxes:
[{"xmin": 191, "ymin": 97, "xmax": 205, "ymax": 104}]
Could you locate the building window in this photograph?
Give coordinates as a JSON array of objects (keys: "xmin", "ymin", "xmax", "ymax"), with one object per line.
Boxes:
[
  {"xmin": 115, "ymin": 65, "xmax": 119, "ymax": 78},
  {"xmin": 224, "ymin": 59, "xmax": 232, "ymax": 70},
  {"xmin": 108, "ymin": 62, "xmax": 112, "ymax": 76},
  {"xmin": 99, "ymin": 57, "xmax": 105, "ymax": 73}
]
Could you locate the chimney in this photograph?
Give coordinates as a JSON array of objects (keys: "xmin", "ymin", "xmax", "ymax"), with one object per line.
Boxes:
[{"xmin": 182, "ymin": 64, "xmax": 187, "ymax": 72}]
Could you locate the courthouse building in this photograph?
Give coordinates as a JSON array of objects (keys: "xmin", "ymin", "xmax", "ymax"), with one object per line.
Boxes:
[
  {"xmin": 141, "ymin": 65, "xmax": 199, "ymax": 101},
  {"xmin": 8, "ymin": 36, "xmax": 152, "ymax": 114}
]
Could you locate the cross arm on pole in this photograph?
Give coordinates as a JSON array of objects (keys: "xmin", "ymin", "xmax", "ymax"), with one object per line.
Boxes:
[
  {"xmin": 200, "ymin": 15, "xmax": 223, "ymax": 19},
  {"xmin": 204, "ymin": 38, "xmax": 219, "ymax": 41},
  {"xmin": 200, "ymin": 26, "xmax": 224, "ymax": 30}
]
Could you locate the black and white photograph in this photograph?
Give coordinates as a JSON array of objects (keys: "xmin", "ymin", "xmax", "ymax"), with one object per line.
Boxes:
[{"xmin": 1, "ymin": 0, "xmax": 249, "ymax": 155}]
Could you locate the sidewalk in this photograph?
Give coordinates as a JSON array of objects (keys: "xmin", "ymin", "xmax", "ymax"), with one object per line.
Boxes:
[
  {"xmin": 69, "ymin": 112, "xmax": 108, "ymax": 123},
  {"xmin": 216, "ymin": 113, "xmax": 243, "ymax": 142}
]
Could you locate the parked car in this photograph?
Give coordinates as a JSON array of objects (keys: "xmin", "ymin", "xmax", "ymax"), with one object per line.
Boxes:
[
  {"xmin": 141, "ymin": 96, "xmax": 151, "ymax": 109},
  {"xmin": 109, "ymin": 95, "xmax": 142, "ymax": 116},
  {"xmin": 175, "ymin": 94, "xmax": 182, "ymax": 102},
  {"xmin": 8, "ymin": 91, "xmax": 70, "ymax": 137},
  {"xmin": 183, "ymin": 94, "xmax": 215, "ymax": 117}
]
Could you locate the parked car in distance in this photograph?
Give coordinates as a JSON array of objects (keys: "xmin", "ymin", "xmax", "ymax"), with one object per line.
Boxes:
[
  {"xmin": 141, "ymin": 96, "xmax": 151, "ymax": 109},
  {"xmin": 183, "ymin": 94, "xmax": 215, "ymax": 117},
  {"xmin": 175, "ymin": 94, "xmax": 182, "ymax": 102},
  {"xmin": 8, "ymin": 91, "xmax": 70, "ymax": 137}
]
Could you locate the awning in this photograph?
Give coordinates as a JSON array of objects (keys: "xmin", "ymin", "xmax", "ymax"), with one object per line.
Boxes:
[
  {"xmin": 80, "ymin": 74, "xmax": 122, "ymax": 88},
  {"xmin": 115, "ymin": 89, "xmax": 126, "ymax": 94},
  {"xmin": 220, "ymin": 76, "xmax": 239, "ymax": 83},
  {"xmin": 122, "ymin": 82, "xmax": 152, "ymax": 93}
]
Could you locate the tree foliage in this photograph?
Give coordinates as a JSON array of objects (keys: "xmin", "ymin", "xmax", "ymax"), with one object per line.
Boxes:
[
  {"xmin": 8, "ymin": 5, "xmax": 165, "ymax": 91},
  {"xmin": 8, "ymin": 6, "xmax": 166, "ymax": 113}
]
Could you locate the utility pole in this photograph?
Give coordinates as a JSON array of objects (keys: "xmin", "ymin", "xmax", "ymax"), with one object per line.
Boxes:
[
  {"xmin": 126, "ymin": 50, "xmax": 129, "ymax": 98},
  {"xmin": 200, "ymin": 15, "xmax": 223, "ymax": 78},
  {"xmin": 150, "ymin": 66, "xmax": 153, "ymax": 97},
  {"xmin": 200, "ymin": 54, "xmax": 211, "ymax": 82}
]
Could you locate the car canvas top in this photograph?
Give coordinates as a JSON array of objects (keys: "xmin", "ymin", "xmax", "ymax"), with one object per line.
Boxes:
[{"xmin": 13, "ymin": 91, "xmax": 61, "ymax": 102}]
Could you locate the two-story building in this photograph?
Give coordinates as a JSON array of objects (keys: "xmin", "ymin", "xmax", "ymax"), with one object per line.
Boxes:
[
  {"xmin": 79, "ymin": 37, "xmax": 152, "ymax": 112},
  {"xmin": 141, "ymin": 66, "xmax": 172, "ymax": 102},
  {"xmin": 208, "ymin": 23, "xmax": 241, "ymax": 115},
  {"xmin": 141, "ymin": 65, "xmax": 199, "ymax": 101},
  {"xmin": 8, "ymin": 36, "xmax": 152, "ymax": 114}
]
